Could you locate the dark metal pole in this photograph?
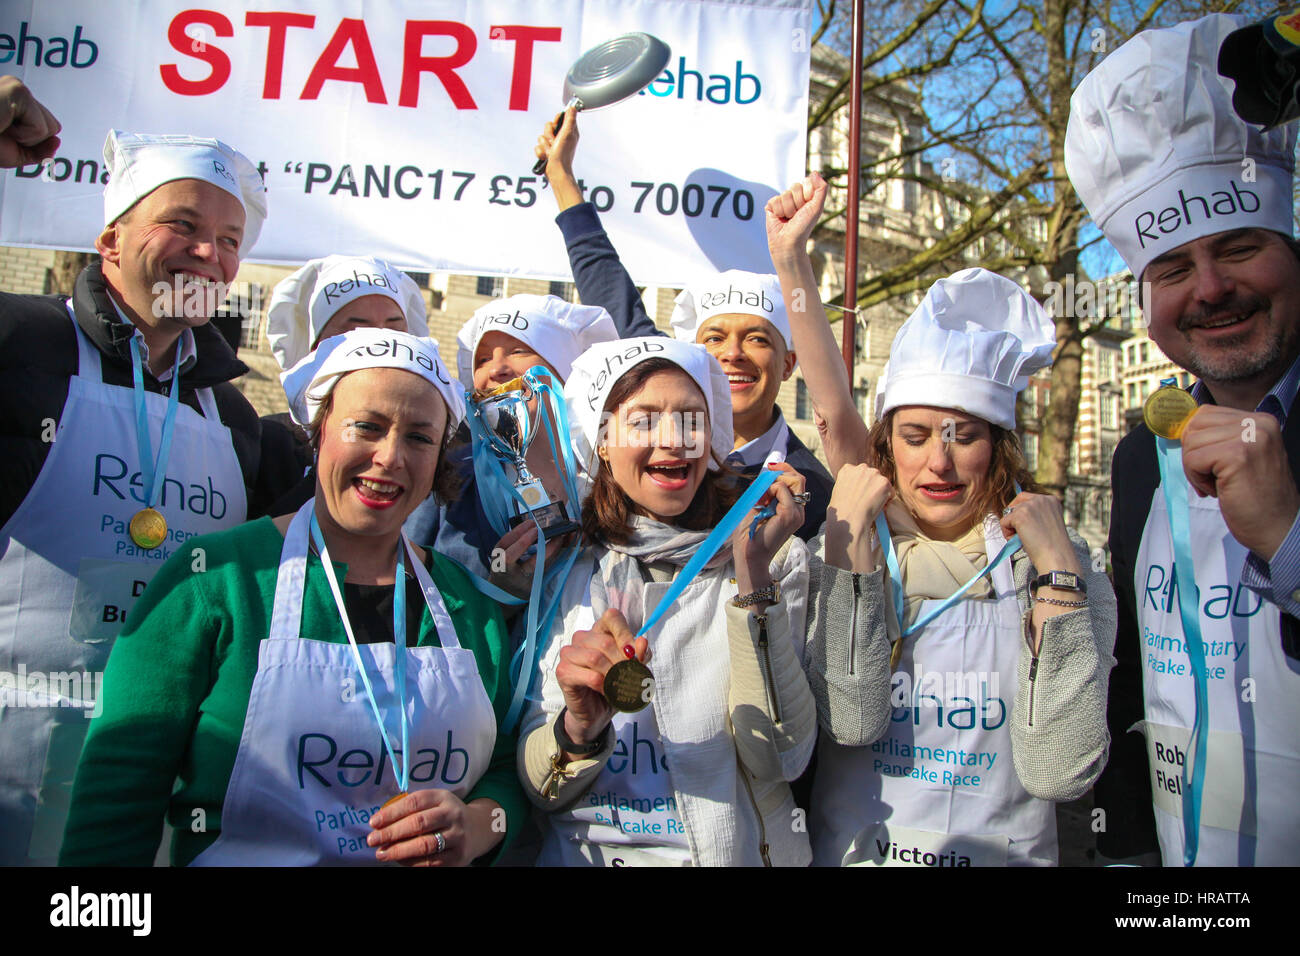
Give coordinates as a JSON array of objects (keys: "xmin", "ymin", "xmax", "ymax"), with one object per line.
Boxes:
[{"xmin": 842, "ymin": 0, "xmax": 864, "ymax": 376}]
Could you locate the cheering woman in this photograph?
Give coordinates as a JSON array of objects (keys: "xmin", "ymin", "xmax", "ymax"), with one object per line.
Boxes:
[
  {"xmin": 61, "ymin": 329, "xmax": 525, "ymax": 865},
  {"xmin": 517, "ymin": 337, "xmax": 830, "ymax": 866},
  {"xmin": 766, "ymin": 175, "xmax": 1118, "ymax": 866}
]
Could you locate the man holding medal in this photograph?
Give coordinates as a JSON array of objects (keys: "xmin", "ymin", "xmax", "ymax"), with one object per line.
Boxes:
[
  {"xmin": 1066, "ymin": 13, "xmax": 1300, "ymax": 866},
  {"xmin": 0, "ymin": 122, "xmax": 283, "ymax": 865}
]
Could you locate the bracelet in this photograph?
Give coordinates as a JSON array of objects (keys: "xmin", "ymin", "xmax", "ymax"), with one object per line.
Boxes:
[
  {"xmin": 553, "ymin": 707, "xmax": 608, "ymax": 756},
  {"xmin": 733, "ymin": 583, "xmax": 780, "ymax": 608},
  {"xmin": 1034, "ymin": 595, "xmax": 1088, "ymax": 608}
]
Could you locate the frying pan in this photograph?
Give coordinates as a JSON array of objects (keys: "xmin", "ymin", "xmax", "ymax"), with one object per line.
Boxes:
[{"xmin": 531, "ymin": 32, "xmax": 672, "ymax": 174}]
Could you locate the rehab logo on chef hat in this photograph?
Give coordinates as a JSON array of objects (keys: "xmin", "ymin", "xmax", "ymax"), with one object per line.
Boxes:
[
  {"xmin": 563, "ymin": 337, "xmax": 733, "ymax": 487},
  {"xmin": 281, "ymin": 328, "xmax": 463, "ymax": 432}
]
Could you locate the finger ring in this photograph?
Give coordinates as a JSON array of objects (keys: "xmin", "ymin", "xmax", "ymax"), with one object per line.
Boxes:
[
  {"xmin": 792, "ymin": 492, "xmax": 812, "ymax": 505},
  {"xmin": 1002, "ymin": 506, "xmax": 1015, "ymax": 516},
  {"xmin": 433, "ymin": 831, "xmax": 446, "ymax": 854}
]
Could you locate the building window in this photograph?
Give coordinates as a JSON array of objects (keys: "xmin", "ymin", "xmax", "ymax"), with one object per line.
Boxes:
[
  {"xmin": 1101, "ymin": 392, "xmax": 1117, "ymax": 429},
  {"xmin": 1139, "ymin": 342, "xmax": 1149, "ymax": 364},
  {"xmin": 548, "ymin": 280, "xmax": 576, "ymax": 301},
  {"xmin": 475, "ymin": 275, "xmax": 504, "ymax": 297},
  {"xmin": 1022, "ymin": 432, "xmax": 1038, "ymax": 467},
  {"xmin": 795, "ymin": 379, "xmax": 811, "ymax": 420},
  {"xmin": 405, "ymin": 271, "xmax": 430, "ymax": 289}
]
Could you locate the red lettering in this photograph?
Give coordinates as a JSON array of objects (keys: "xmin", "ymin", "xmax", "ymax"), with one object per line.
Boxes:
[
  {"xmin": 491, "ymin": 25, "xmax": 562, "ymax": 111},
  {"xmin": 246, "ymin": 11, "xmax": 315, "ymax": 100},
  {"xmin": 301, "ymin": 18, "xmax": 387, "ymax": 104},
  {"xmin": 399, "ymin": 21, "xmax": 477, "ymax": 109},
  {"xmin": 160, "ymin": 9, "xmax": 233, "ymax": 96}
]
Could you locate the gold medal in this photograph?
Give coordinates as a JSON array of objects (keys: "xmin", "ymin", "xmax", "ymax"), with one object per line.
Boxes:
[
  {"xmin": 381, "ymin": 791, "xmax": 409, "ymax": 811},
  {"xmin": 128, "ymin": 507, "xmax": 168, "ymax": 549},
  {"xmin": 1143, "ymin": 386, "xmax": 1198, "ymax": 440},
  {"xmin": 603, "ymin": 658, "xmax": 655, "ymax": 713}
]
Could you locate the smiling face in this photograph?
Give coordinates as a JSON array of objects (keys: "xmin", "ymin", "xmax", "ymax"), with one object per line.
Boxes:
[
  {"xmin": 314, "ymin": 367, "xmax": 448, "ymax": 541},
  {"xmin": 695, "ymin": 314, "xmax": 795, "ymax": 442},
  {"xmin": 96, "ymin": 178, "xmax": 245, "ymax": 330},
  {"xmin": 889, "ymin": 406, "xmax": 993, "ymax": 540},
  {"xmin": 472, "ymin": 330, "xmax": 562, "ymax": 392},
  {"xmin": 315, "ymin": 294, "xmax": 407, "ymax": 347},
  {"xmin": 599, "ymin": 366, "xmax": 711, "ymax": 523},
  {"xmin": 1143, "ymin": 228, "xmax": 1300, "ymax": 394}
]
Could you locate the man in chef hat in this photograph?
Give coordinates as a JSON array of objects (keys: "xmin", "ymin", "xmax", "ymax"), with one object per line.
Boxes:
[
  {"xmin": 0, "ymin": 124, "xmax": 285, "ymax": 865},
  {"xmin": 1065, "ymin": 12, "xmax": 1300, "ymax": 867}
]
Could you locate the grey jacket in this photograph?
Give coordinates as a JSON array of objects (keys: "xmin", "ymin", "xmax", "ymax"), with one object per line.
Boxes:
[{"xmin": 805, "ymin": 531, "xmax": 1118, "ymax": 802}]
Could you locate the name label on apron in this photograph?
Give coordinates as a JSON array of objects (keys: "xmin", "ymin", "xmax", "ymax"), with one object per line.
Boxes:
[
  {"xmin": 1142, "ymin": 721, "xmax": 1254, "ymax": 836},
  {"xmin": 846, "ymin": 823, "xmax": 1009, "ymax": 867}
]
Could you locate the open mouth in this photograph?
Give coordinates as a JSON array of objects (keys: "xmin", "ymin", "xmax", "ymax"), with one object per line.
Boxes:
[
  {"xmin": 646, "ymin": 460, "xmax": 692, "ymax": 489},
  {"xmin": 919, "ymin": 483, "xmax": 964, "ymax": 501},
  {"xmin": 353, "ymin": 476, "xmax": 403, "ymax": 508},
  {"xmin": 727, "ymin": 373, "xmax": 757, "ymax": 390},
  {"xmin": 1188, "ymin": 312, "xmax": 1251, "ymax": 333}
]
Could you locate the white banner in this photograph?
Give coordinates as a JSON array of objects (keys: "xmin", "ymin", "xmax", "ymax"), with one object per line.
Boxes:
[{"xmin": 0, "ymin": 0, "xmax": 811, "ymax": 287}]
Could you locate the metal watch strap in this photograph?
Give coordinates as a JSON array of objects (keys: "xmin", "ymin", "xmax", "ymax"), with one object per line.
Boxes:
[{"xmin": 733, "ymin": 582, "xmax": 779, "ymax": 608}]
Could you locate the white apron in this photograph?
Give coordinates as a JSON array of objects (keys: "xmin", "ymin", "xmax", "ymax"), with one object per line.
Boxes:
[
  {"xmin": 190, "ymin": 502, "xmax": 497, "ymax": 866},
  {"xmin": 812, "ymin": 518, "xmax": 1058, "ymax": 867},
  {"xmin": 0, "ymin": 305, "xmax": 246, "ymax": 865},
  {"xmin": 537, "ymin": 588, "xmax": 692, "ymax": 868},
  {"xmin": 1134, "ymin": 489, "xmax": 1300, "ymax": 866}
]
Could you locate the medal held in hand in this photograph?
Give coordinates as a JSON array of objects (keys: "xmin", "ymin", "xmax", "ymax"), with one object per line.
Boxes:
[
  {"xmin": 603, "ymin": 656, "xmax": 655, "ymax": 713},
  {"xmin": 471, "ymin": 375, "xmax": 579, "ymax": 540},
  {"xmin": 1143, "ymin": 383, "xmax": 1198, "ymax": 440}
]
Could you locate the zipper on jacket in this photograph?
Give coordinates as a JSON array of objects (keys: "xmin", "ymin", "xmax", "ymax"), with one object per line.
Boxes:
[
  {"xmin": 1023, "ymin": 608, "xmax": 1039, "ymax": 728},
  {"xmin": 849, "ymin": 572, "xmax": 861, "ymax": 676},
  {"xmin": 735, "ymin": 757, "xmax": 773, "ymax": 867},
  {"xmin": 1027, "ymin": 656, "xmax": 1039, "ymax": 728},
  {"xmin": 756, "ymin": 612, "xmax": 781, "ymax": 725}
]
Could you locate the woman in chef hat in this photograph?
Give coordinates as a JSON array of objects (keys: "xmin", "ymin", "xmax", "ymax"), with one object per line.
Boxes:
[
  {"xmin": 261, "ymin": 255, "xmax": 432, "ymax": 515},
  {"xmin": 516, "ymin": 336, "xmax": 833, "ymax": 867},
  {"xmin": 765, "ymin": 175, "xmax": 1118, "ymax": 866}
]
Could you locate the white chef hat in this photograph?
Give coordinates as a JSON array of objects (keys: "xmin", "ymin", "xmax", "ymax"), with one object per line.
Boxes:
[
  {"xmin": 874, "ymin": 269, "xmax": 1055, "ymax": 430},
  {"xmin": 266, "ymin": 256, "xmax": 430, "ymax": 371},
  {"xmin": 564, "ymin": 337, "xmax": 734, "ymax": 485},
  {"xmin": 670, "ymin": 270, "xmax": 794, "ymax": 354},
  {"xmin": 101, "ymin": 130, "xmax": 268, "ymax": 255},
  {"xmin": 280, "ymin": 328, "xmax": 465, "ymax": 433},
  {"xmin": 1065, "ymin": 13, "xmax": 1297, "ymax": 280},
  {"xmin": 455, "ymin": 293, "xmax": 618, "ymax": 387}
]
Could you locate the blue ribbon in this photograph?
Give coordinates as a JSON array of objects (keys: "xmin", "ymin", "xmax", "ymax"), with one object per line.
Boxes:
[
  {"xmin": 128, "ymin": 336, "xmax": 182, "ymax": 511},
  {"xmin": 876, "ymin": 517, "xmax": 1021, "ymax": 637},
  {"xmin": 309, "ymin": 512, "xmax": 411, "ymax": 793},
  {"xmin": 1154, "ymin": 378, "xmax": 1209, "ymax": 866},
  {"xmin": 637, "ymin": 468, "xmax": 779, "ymax": 638},
  {"xmin": 876, "ymin": 481, "xmax": 1025, "ymax": 638},
  {"xmin": 465, "ymin": 367, "xmax": 584, "ymax": 731}
]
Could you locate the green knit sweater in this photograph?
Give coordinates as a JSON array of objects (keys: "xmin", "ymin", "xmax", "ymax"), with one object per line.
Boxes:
[{"xmin": 59, "ymin": 517, "xmax": 525, "ymax": 866}]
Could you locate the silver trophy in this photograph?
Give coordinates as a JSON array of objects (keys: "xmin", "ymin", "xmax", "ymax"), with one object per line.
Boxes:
[{"xmin": 474, "ymin": 376, "xmax": 579, "ymax": 540}]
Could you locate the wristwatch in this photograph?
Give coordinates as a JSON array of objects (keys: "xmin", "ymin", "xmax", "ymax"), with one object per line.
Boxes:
[
  {"xmin": 1030, "ymin": 570, "xmax": 1086, "ymax": 596},
  {"xmin": 553, "ymin": 707, "xmax": 608, "ymax": 756},
  {"xmin": 733, "ymin": 582, "xmax": 780, "ymax": 608}
]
